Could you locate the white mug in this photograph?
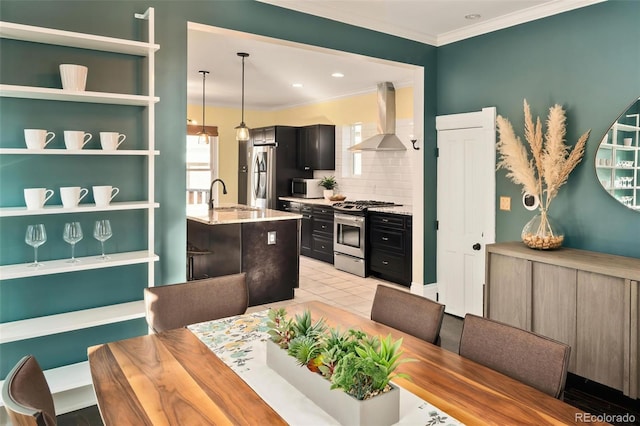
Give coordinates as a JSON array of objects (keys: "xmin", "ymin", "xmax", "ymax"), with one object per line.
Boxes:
[
  {"xmin": 60, "ymin": 64, "xmax": 88, "ymax": 91},
  {"xmin": 93, "ymin": 185, "xmax": 120, "ymax": 206},
  {"xmin": 60, "ymin": 186, "xmax": 89, "ymax": 208},
  {"xmin": 24, "ymin": 129, "xmax": 55, "ymax": 150},
  {"xmin": 24, "ymin": 188, "xmax": 54, "ymax": 210},
  {"xmin": 64, "ymin": 131, "xmax": 92, "ymax": 150},
  {"xmin": 100, "ymin": 132, "xmax": 127, "ymax": 150}
]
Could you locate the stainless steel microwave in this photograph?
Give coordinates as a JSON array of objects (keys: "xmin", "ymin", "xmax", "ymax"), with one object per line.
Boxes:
[{"xmin": 291, "ymin": 178, "xmax": 323, "ymax": 198}]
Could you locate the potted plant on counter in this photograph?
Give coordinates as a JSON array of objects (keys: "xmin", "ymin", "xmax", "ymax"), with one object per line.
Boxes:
[
  {"xmin": 266, "ymin": 308, "xmax": 413, "ymax": 426},
  {"xmin": 319, "ymin": 175, "xmax": 338, "ymax": 200}
]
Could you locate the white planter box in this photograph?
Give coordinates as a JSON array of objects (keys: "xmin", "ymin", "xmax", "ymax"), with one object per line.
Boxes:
[{"xmin": 266, "ymin": 340, "xmax": 400, "ymax": 426}]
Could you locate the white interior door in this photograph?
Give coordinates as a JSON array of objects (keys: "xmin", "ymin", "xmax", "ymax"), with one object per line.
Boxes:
[{"xmin": 436, "ymin": 108, "xmax": 496, "ymax": 317}]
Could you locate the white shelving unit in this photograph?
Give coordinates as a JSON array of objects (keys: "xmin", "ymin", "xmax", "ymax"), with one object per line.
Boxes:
[
  {"xmin": 0, "ymin": 84, "xmax": 158, "ymax": 105},
  {"xmin": 0, "ymin": 201, "xmax": 159, "ymax": 217},
  {"xmin": 0, "ymin": 20, "xmax": 159, "ymax": 55},
  {"xmin": 596, "ymin": 116, "xmax": 640, "ymax": 210},
  {"xmin": 0, "ymin": 8, "xmax": 158, "ymax": 416},
  {"xmin": 0, "ymin": 148, "xmax": 159, "ymax": 155},
  {"xmin": 0, "ymin": 251, "xmax": 159, "ymax": 280},
  {"xmin": 0, "ymin": 301, "xmax": 146, "ymax": 344}
]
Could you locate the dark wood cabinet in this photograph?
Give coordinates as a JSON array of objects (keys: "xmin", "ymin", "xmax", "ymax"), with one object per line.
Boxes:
[
  {"xmin": 277, "ymin": 199, "xmax": 314, "ymax": 261},
  {"xmin": 300, "ymin": 204, "xmax": 313, "ymax": 257},
  {"xmin": 187, "ymin": 220, "xmax": 242, "ymax": 280},
  {"xmin": 279, "ymin": 200, "xmax": 334, "ymax": 264},
  {"xmin": 187, "ymin": 218, "xmax": 298, "ymax": 306},
  {"xmin": 251, "ymin": 126, "xmax": 275, "ymax": 144},
  {"xmin": 297, "ymin": 124, "xmax": 335, "ymax": 171},
  {"xmin": 241, "ymin": 220, "xmax": 297, "ymax": 305},
  {"xmin": 277, "ymin": 200, "xmax": 307, "ymax": 251},
  {"xmin": 311, "ymin": 205, "xmax": 334, "ymax": 263},
  {"xmin": 368, "ymin": 212, "xmax": 412, "ymax": 287}
]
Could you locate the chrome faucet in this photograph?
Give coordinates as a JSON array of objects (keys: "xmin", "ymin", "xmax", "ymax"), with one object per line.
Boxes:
[{"xmin": 208, "ymin": 178, "xmax": 228, "ymax": 210}]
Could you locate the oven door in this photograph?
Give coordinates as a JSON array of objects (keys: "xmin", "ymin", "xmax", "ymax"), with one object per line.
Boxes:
[{"xmin": 334, "ymin": 213, "xmax": 365, "ymax": 258}]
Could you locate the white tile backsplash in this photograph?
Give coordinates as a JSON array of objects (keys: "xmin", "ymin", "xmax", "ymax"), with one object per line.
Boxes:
[{"xmin": 314, "ymin": 119, "xmax": 415, "ymax": 206}]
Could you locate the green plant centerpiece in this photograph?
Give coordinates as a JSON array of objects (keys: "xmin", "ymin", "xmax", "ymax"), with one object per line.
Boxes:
[
  {"xmin": 318, "ymin": 175, "xmax": 338, "ymax": 190},
  {"xmin": 266, "ymin": 308, "xmax": 412, "ymax": 401}
]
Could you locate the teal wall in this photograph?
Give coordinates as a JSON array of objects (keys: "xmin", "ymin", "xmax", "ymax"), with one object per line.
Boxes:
[
  {"xmin": 0, "ymin": 0, "xmax": 436, "ymax": 376},
  {"xmin": 437, "ymin": 0, "xmax": 640, "ymax": 258},
  {"xmin": 1, "ymin": 0, "xmax": 637, "ymax": 379}
]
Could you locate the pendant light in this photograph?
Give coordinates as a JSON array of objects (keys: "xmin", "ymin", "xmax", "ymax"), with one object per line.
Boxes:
[
  {"xmin": 197, "ymin": 70, "xmax": 212, "ymax": 144},
  {"xmin": 235, "ymin": 52, "xmax": 250, "ymax": 142}
]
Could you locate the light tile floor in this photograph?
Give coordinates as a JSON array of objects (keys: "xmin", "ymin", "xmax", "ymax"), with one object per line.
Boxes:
[{"xmin": 247, "ymin": 255, "xmax": 464, "ymax": 353}]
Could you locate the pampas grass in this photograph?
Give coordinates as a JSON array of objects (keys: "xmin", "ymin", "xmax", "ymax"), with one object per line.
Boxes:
[
  {"xmin": 496, "ymin": 99, "xmax": 591, "ymax": 210},
  {"xmin": 496, "ymin": 100, "xmax": 591, "ymax": 248}
]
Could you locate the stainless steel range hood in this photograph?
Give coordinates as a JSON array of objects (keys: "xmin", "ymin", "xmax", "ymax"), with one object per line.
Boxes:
[{"xmin": 348, "ymin": 82, "xmax": 406, "ymax": 152}]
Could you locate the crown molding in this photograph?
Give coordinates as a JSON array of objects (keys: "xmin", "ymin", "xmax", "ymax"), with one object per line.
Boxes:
[
  {"xmin": 257, "ymin": 0, "xmax": 438, "ymax": 45},
  {"xmin": 258, "ymin": 0, "xmax": 606, "ymax": 47},
  {"xmin": 437, "ymin": 0, "xmax": 607, "ymax": 46}
]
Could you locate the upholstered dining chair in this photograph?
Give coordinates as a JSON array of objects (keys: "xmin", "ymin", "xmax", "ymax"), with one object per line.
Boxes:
[
  {"xmin": 459, "ymin": 314, "xmax": 571, "ymax": 399},
  {"xmin": 370, "ymin": 284, "xmax": 446, "ymax": 345},
  {"xmin": 144, "ymin": 272, "xmax": 248, "ymax": 333},
  {"xmin": 2, "ymin": 355, "xmax": 57, "ymax": 426}
]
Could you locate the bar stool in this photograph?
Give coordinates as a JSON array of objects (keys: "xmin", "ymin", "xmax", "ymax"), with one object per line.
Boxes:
[{"xmin": 186, "ymin": 242, "xmax": 211, "ymax": 281}]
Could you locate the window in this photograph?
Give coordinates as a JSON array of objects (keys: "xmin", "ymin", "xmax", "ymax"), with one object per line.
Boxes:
[
  {"xmin": 351, "ymin": 124, "xmax": 362, "ymax": 176},
  {"xmin": 186, "ymin": 135, "xmax": 218, "ymax": 204}
]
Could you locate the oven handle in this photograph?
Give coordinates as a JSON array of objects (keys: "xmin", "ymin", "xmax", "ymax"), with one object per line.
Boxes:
[{"xmin": 334, "ymin": 213, "xmax": 365, "ymax": 224}]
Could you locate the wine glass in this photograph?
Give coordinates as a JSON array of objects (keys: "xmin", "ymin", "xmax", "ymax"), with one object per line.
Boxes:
[
  {"xmin": 93, "ymin": 219, "xmax": 112, "ymax": 260},
  {"xmin": 25, "ymin": 224, "xmax": 47, "ymax": 267},
  {"xmin": 63, "ymin": 222, "xmax": 83, "ymax": 263}
]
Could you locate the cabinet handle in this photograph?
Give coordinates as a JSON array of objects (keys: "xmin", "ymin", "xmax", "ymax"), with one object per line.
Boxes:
[
  {"xmin": 382, "ymin": 261, "xmax": 389, "ymax": 265},
  {"xmin": 321, "ymin": 225, "xmax": 326, "ymax": 229},
  {"xmin": 382, "ymin": 236, "xmax": 389, "ymax": 241},
  {"xmin": 321, "ymin": 245, "xmax": 325, "ymax": 249},
  {"xmin": 472, "ymin": 243, "xmax": 481, "ymax": 251},
  {"xmin": 382, "ymin": 218, "xmax": 389, "ymax": 222}
]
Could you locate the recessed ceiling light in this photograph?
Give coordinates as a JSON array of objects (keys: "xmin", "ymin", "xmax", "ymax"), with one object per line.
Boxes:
[
  {"xmin": 331, "ymin": 72, "xmax": 344, "ymax": 78},
  {"xmin": 465, "ymin": 13, "xmax": 481, "ymax": 20},
  {"xmin": 292, "ymin": 83, "xmax": 303, "ymax": 88}
]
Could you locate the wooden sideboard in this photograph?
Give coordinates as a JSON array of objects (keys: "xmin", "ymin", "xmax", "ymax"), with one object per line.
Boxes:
[{"xmin": 485, "ymin": 242, "xmax": 640, "ymax": 399}]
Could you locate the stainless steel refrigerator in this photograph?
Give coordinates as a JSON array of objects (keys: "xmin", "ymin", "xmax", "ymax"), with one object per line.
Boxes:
[
  {"xmin": 243, "ymin": 125, "xmax": 311, "ymax": 209},
  {"xmin": 248, "ymin": 143, "xmax": 275, "ymax": 209}
]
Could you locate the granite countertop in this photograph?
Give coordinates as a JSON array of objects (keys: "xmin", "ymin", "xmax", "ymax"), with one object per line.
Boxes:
[
  {"xmin": 368, "ymin": 205, "xmax": 413, "ymax": 216},
  {"xmin": 279, "ymin": 196, "xmax": 338, "ymax": 206},
  {"xmin": 281, "ymin": 196, "xmax": 412, "ymax": 216},
  {"xmin": 187, "ymin": 203, "xmax": 302, "ymax": 225}
]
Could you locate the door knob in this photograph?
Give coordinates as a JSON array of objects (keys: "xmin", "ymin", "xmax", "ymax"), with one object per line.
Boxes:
[{"xmin": 472, "ymin": 243, "xmax": 481, "ymax": 251}]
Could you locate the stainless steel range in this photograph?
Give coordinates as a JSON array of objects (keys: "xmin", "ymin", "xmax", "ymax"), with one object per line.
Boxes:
[{"xmin": 333, "ymin": 200, "xmax": 397, "ymax": 277}]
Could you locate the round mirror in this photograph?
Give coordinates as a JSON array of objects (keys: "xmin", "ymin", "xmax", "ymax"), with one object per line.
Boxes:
[{"xmin": 595, "ymin": 97, "xmax": 640, "ymax": 211}]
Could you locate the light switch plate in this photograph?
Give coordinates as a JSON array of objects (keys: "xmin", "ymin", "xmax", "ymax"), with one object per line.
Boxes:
[
  {"xmin": 268, "ymin": 231, "xmax": 277, "ymax": 245},
  {"xmin": 499, "ymin": 196, "xmax": 511, "ymax": 211}
]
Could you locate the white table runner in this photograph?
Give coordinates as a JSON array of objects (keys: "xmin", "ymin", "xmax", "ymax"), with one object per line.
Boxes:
[{"xmin": 188, "ymin": 309, "xmax": 463, "ymax": 426}]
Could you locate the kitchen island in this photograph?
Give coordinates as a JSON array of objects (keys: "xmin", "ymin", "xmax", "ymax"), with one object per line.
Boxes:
[{"xmin": 187, "ymin": 204, "xmax": 302, "ymax": 306}]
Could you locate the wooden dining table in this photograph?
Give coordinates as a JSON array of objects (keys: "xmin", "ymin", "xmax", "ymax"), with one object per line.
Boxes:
[{"xmin": 88, "ymin": 300, "xmax": 604, "ymax": 425}]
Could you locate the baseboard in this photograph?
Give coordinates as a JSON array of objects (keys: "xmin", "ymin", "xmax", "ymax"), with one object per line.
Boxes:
[{"xmin": 422, "ymin": 283, "xmax": 438, "ymax": 301}]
